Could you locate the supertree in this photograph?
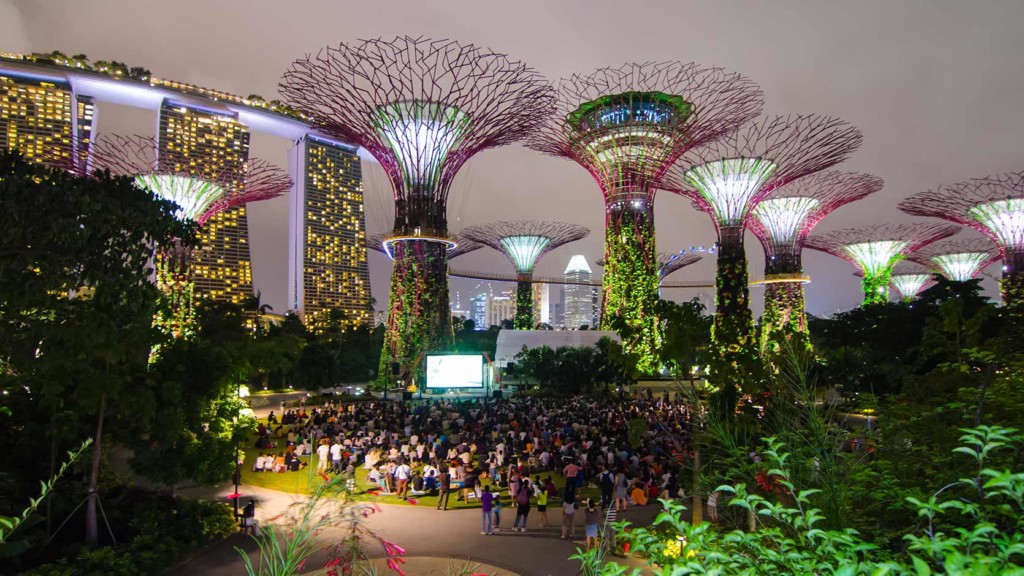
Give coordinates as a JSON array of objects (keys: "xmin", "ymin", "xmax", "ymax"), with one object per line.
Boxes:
[
  {"xmin": 662, "ymin": 115, "xmax": 863, "ymax": 388},
  {"xmin": 367, "ymin": 231, "xmax": 483, "ymax": 260},
  {"xmin": 87, "ymin": 134, "xmax": 291, "ymax": 339},
  {"xmin": 805, "ymin": 223, "xmax": 958, "ymax": 305},
  {"xmin": 526, "ymin": 61, "xmax": 763, "ymax": 373},
  {"xmin": 888, "ymin": 261, "xmax": 936, "ymax": 301},
  {"xmin": 459, "ymin": 220, "xmax": 589, "ymax": 329},
  {"xmin": 281, "ymin": 37, "xmax": 552, "ymax": 381},
  {"xmin": 909, "ymin": 237, "xmax": 1000, "ymax": 282},
  {"xmin": 899, "ymin": 172, "xmax": 1024, "ymax": 310},
  {"xmin": 746, "ymin": 170, "xmax": 882, "ymax": 350}
]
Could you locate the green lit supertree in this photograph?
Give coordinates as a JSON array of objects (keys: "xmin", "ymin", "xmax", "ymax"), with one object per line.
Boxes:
[
  {"xmin": 888, "ymin": 261, "xmax": 936, "ymax": 301},
  {"xmin": 527, "ymin": 61, "xmax": 763, "ymax": 373},
  {"xmin": 900, "ymin": 172, "xmax": 1024, "ymax": 312},
  {"xmin": 88, "ymin": 134, "xmax": 290, "ymax": 339},
  {"xmin": 281, "ymin": 37, "xmax": 552, "ymax": 382},
  {"xmin": 460, "ymin": 220, "xmax": 589, "ymax": 329},
  {"xmin": 909, "ymin": 237, "xmax": 999, "ymax": 282},
  {"xmin": 662, "ymin": 115, "xmax": 863, "ymax": 391},
  {"xmin": 746, "ymin": 171, "xmax": 882, "ymax": 351},
  {"xmin": 805, "ymin": 223, "xmax": 958, "ymax": 305}
]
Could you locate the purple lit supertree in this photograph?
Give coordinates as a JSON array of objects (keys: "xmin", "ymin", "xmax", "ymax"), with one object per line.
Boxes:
[
  {"xmin": 526, "ymin": 61, "xmax": 763, "ymax": 372},
  {"xmin": 888, "ymin": 261, "xmax": 936, "ymax": 301},
  {"xmin": 459, "ymin": 221, "xmax": 589, "ymax": 329},
  {"xmin": 909, "ymin": 237, "xmax": 1000, "ymax": 282},
  {"xmin": 88, "ymin": 134, "xmax": 291, "ymax": 338},
  {"xmin": 662, "ymin": 115, "xmax": 863, "ymax": 386},
  {"xmin": 746, "ymin": 170, "xmax": 882, "ymax": 349},
  {"xmin": 367, "ymin": 231, "xmax": 483, "ymax": 260},
  {"xmin": 805, "ymin": 223, "xmax": 958, "ymax": 306},
  {"xmin": 899, "ymin": 172, "xmax": 1024, "ymax": 310},
  {"xmin": 280, "ymin": 37, "xmax": 552, "ymax": 382}
]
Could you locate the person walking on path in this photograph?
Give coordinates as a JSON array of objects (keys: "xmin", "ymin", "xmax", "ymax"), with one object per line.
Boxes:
[
  {"xmin": 584, "ymin": 498, "xmax": 601, "ymax": 550},
  {"xmin": 560, "ymin": 491, "xmax": 577, "ymax": 540},
  {"xmin": 599, "ymin": 467, "xmax": 614, "ymax": 508},
  {"xmin": 614, "ymin": 470, "xmax": 629, "ymax": 512},
  {"xmin": 513, "ymin": 478, "xmax": 531, "ymax": 532},
  {"xmin": 437, "ymin": 467, "xmax": 452, "ymax": 511},
  {"xmin": 480, "ymin": 485, "xmax": 495, "ymax": 535}
]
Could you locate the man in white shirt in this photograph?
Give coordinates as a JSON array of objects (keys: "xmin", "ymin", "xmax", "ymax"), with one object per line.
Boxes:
[
  {"xmin": 317, "ymin": 442, "xmax": 330, "ymax": 472},
  {"xmin": 394, "ymin": 460, "xmax": 412, "ymax": 500},
  {"xmin": 330, "ymin": 441, "xmax": 344, "ymax": 474}
]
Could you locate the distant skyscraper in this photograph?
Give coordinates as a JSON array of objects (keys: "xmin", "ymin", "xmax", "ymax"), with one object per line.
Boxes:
[
  {"xmin": 532, "ymin": 283, "xmax": 550, "ymax": 326},
  {"xmin": 0, "ymin": 71, "xmax": 93, "ymax": 169},
  {"xmin": 554, "ymin": 289, "xmax": 565, "ymax": 328},
  {"xmin": 158, "ymin": 100, "xmax": 252, "ymax": 305},
  {"xmin": 288, "ymin": 135, "xmax": 370, "ymax": 329},
  {"xmin": 471, "ymin": 293, "xmax": 488, "ymax": 329},
  {"xmin": 487, "ymin": 290, "xmax": 516, "ymax": 328},
  {"xmin": 564, "ymin": 255, "xmax": 597, "ymax": 329}
]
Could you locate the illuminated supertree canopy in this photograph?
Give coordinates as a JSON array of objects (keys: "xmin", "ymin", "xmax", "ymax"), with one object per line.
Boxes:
[
  {"xmin": 281, "ymin": 36, "xmax": 553, "ymax": 381},
  {"xmin": 87, "ymin": 134, "xmax": 291, "ymax": 339},
  {"xmin": 662, "ymin": 115, "xmax": 863, "ymax": 385},
  {"xmin": 806, "ymin": 223, "xmax": 958, "ymax": 306},
  {"xmin": 746, "ymin": 171, "xmax": 882, "ymax": 350},
  {"xmin": 367, "ymin": 231, "xmax": 482, "ymax": 261},
  {"xmin": 460, "ymin": 221, "xmax": 589, "ymax": 329},
  {"xmin": 889, "ymin": 261, "xmax": 936, "ymax": 301},
  {"xmin": 527, "ymin": 61, "xmax": 763, "ymax": 373},
  {"xmin": 899, "ymin": 171, "xmax": 1024, "ymax": 309},
  {"xmin": 910, "ymin": 237, "xmax": 999, "ymax": 282}
]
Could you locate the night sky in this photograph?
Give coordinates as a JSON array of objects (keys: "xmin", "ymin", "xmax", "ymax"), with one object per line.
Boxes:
[{"xmin": 6, "ymin": 0, "xmax": 1022, "ymax": 317}]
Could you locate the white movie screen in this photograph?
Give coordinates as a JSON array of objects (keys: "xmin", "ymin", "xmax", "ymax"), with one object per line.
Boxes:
[{"xmin": 425, "ymin": 355, "xmax": 484, "ymax": 388}]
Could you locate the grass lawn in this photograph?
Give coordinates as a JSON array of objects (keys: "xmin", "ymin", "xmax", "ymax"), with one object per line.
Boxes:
[{"xmin": 239, "ymin": 421, "xmax": 599, "ymax": 509}]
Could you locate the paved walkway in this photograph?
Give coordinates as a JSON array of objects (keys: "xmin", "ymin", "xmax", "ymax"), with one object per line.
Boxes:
[{"xmin": 171, "ymin": 479, "xmax": 659, "ymax": 576}]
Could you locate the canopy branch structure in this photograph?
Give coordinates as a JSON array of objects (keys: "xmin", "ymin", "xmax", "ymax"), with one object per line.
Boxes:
[
  {"xmin": 661, "ymin": 114, "xmax": 863, "ymax": 385},
  {"xmin": 899, "ymin": 171, "xmax": 1024, "ymax": 310},
  {"xmin": 281, "ymin": 36, "xmax": 554, "ymax": 382},
  {"xmin": 806, "ymin": 223, "xmax": 958, "ymax": 306},
  {"xmin": 746, "ymin": 170, "xmax": 882, "ymax": 350},
  {"xmin": 87, "ymin": 134, "xmax": 290, "ymax": 340},
  {"xmin": 909, "ymin": 237, "xmax": 1000, "ymax": 282},
  {"xmin": 527, "ymin": 61, "xmax": 763, "ymax": 372},
  {"xmin": 460, "ymin": 220, "xmax": 589, "ymax": 329}
]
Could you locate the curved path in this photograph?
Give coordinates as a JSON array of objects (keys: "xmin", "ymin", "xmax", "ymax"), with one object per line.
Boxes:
[{"xmin": 170, "ymin": 481, "xmax": 657, "ymax": 576}]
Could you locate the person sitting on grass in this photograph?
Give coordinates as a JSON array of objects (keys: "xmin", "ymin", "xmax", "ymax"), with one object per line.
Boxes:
[
  {"xmin": 424, "ymin": 469, "xmax": 438, "ymax": 494},
  {"xmin": 629, "ymin": 482, "xmax": 649, "ymax": 506},
  {"xmin": 253, "ymin": 453, "xmax": 267, "ymax": 472}
]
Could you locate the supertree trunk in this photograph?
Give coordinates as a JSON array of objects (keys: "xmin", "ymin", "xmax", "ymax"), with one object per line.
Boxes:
[
  {"xmin": 710, "ymin": 225, "xmax": 759, "ymax": 396},
  {"xmin": 379, "ymin": 239, "xmax": 452, "ymax": 387},
  {"xmin": 760, "ymin": 251, "xmax": 810, "ymax": 353},
  {"xmin": 154, "ymin": 240, "xmax": 196, "ymax": 340},
  {"xmin": 601, "ymin": 199, "xmax": 661, "ymax": 374},
  {"xmin": 515, "ymin": 278, "xmax": 534, "ymax": 330},
  {"xmin": 1002, "ymin": 249, "xmax": 1024, "ymax": 315},
  {"xmin": 861, "ymin": 267, "xmax": 894, "ymax": 305}
]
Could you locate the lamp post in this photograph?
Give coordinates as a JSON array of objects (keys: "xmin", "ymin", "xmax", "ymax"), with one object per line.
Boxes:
[{"xmin": 234, "ymin": 381, "xmax": 250, "ymax": 518}]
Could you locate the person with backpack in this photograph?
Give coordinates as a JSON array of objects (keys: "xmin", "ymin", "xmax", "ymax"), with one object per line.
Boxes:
[
  {"xmin": 599, "ymin": 467, "xmax": 614, "ymax": 508},
  {"xmin": 512, "ymin": 478, "xmax": 531, "ymax": 532}
]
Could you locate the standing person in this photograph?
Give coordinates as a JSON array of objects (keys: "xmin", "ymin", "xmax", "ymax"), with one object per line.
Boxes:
[
  {"xmin": 437, "ymin": 467, "xmax": 452, "ymax": 511},
  {"xmin": 562, "ymin": 457, "xmax": 581, "ymax": 501},
  {"xmin": 492, "ymin": 488, "xmax": 503, "ymax": 533},
  {"xmin": 707, "ymin": 491, "xmax": 719, "ymax": 522},
  {"xmin": 330, "ymin": 439, "xmax": 344, "ymax": 474},
  {"xmin": 614, "ymin": 470, "xmax": 629, "ymax": 512},
  {"xmin": 560, "ymin": 491, "xmax": 577, "ymax": 540},
  {"xmin": 512, "ymin": 478, "xmax": 531, "ymax": 532},
  {"xmin": 599, "ymin": 467, "xmax": 614, "ymax": 508},
  {"xmin": 536, "ymin": 482, "xmax": 549, "ymax": 528},
  {"xmin": 316, "ymin": 440, "xmax": 330, "ymax": 472},
  {"xmin": 584, "ymin": 498, "xmax": 602, "ymax": 550},
  {"xmin": 394, "ymin": 458, "xmax": 411, "ymax": 501},
  {"xmin": 480, "ymin": 484, "xmax": 495, "ymax": 535}
]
